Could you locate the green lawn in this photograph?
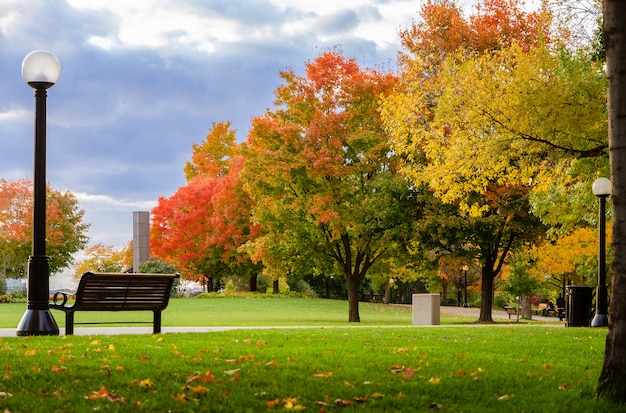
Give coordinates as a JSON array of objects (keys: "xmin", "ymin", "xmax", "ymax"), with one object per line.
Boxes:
[
  {"xmin": 0, "ymin": 297, "xmax": 479, "ymax": 329},
  {"xmin": 0, "ymin": 324, "xmax": 617, "ymax": 412}
]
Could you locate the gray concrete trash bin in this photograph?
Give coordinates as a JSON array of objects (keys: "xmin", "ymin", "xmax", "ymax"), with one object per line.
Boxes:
[
  {"xmin": 565, "ymin": 285, "xmax": 593, "ymax": 327},
  {"xmin": 412, "ymin": 294, "xmax": 440, "ymax": 325}
]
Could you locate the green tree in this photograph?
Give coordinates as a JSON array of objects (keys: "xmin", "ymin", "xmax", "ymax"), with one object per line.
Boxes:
[{"xmin": 243, "ymin": 52, "xmax": 420, "ymax": 322}]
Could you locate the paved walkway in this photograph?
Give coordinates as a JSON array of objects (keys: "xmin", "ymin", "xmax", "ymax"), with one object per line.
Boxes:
[{"xmin": 0, "ymin": 306, "xmax": 562, "ymax": 337}]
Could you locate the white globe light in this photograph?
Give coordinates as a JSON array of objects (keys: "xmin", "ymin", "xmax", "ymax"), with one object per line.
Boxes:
[
  {"xmin": 22, "ymin": 50, "xmax": 61, "ymax": 86},
  {"xmin": 592, "ymin": 177, "xmax": 612, "ymax": 197}
]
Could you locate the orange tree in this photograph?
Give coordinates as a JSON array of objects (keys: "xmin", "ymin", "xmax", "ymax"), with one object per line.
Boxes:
[
  {"xmin": 151, "ymin": 123, "xmax": 261, "ymax": 290},
  {"xmin": 0, "ymin": 177, "xmax": 89, "ymax": 278},
  {"xmin": 242, "ymin": 52, "xmax": 422, "ymax": 322}
]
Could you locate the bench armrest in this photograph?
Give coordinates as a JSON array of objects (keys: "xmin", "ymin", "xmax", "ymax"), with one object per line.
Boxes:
[{"xmin": 52, "ymin": 291, "xmax": 69, "ymax": 307}]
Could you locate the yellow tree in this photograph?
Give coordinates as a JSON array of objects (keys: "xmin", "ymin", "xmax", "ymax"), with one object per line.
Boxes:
[
  {"xmin": 530, "ymin": 227, "xmax": 599, "ymax": 290},
  {"xmin": 73, "ymin": 243, "xmax": 132, "ymax": 278}
]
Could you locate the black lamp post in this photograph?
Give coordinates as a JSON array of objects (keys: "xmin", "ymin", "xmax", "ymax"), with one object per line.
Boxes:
[
  {"xmin": 16, "ymin": 50, "xmax": 61, "ymax": 336},
  {"xmin": 591, "ymin": 177, "xmax": 611, "ymax": 328},
  {"xmin": 462, "ymin": 265, "xmax": 469, "ymax": 307}
]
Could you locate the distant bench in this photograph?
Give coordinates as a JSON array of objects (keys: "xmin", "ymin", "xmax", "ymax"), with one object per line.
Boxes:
[
  {"xmin": 363, "ymin": 293, "xmax": 384, "ymax": 303},
  {"xmin": 50, "ymin": 272, "xmax": 179, "ymax": 335},
  {"xmin": 504, "ymin": 306, "xmax": 518, "ymax": 319}
]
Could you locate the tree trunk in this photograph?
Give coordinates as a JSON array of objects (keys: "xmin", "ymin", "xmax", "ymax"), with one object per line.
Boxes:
[
  {"xmin": 520, "ymin": 295, "xmax": 532, "ymax": 320},
  {"xmin": 249, "ymin": 274, "xmax": 258, "ymax": 292},
  {"xmin": 478, "ymin": 269, "xmax": 494, "ymax": 322},
  {"xmin": 206, "ymin": 276, "xmax": 213, "ymax": 293},
  {"xmin": 273, "ymin": 279, "xmax": 279, "ymax": 294},
  {"xmin": 599, "ymin": 0, "xmax": 626, "ymax": 401},
  {"xmin": 346, "ymin": 274, "xmax": 360, "ymax": 322},
  {"xmin": 441, "ymin": 278, "xmax": 448, "ymax": 305}
]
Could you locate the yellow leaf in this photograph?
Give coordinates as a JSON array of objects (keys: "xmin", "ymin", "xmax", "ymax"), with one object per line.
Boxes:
[
  {"xmin": 428, "ymin": 377, "xmax": 441, "ymax": 385},
  {"xmin": 139, "ymin": 378, "xmax": 154, "ymax": 388}
]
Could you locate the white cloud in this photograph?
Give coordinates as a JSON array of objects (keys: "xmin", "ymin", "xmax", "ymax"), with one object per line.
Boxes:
[{"xmin": 74, "ymin": 192, "xmax": 157, "ymax": 210}]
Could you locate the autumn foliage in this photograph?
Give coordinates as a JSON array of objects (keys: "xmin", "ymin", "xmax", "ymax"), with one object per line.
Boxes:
[{"xmin": 0, "ymin": 177, "xmax": 89, "ymax": 277}]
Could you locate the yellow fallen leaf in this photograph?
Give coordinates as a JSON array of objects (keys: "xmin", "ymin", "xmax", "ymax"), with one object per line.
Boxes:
[
  {"xmin": 139, "ymin": 378, "xmax": 154, "ymax": 388},
  {"xmin": 428, "ymin": 377, "xmax": 441, "ymax": 385}
]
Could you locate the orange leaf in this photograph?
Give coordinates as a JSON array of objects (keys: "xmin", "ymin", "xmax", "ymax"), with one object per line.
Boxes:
[
  {"xmin": 403, "ymin": 366, "xmax": 415, "ymax": 379},
  {"xmin": 313, "ymin": 372, "xmax": 333, "ymax": 378},
  {"xmin": 3, "ymin": 365, "xmax": 10, "ymax": 380},
  {"xmin": 51, "ymin": 365, "xmax": 67, "ymax": 374},
  {"xmin": 266, "ymin": 398, "xmax": 280, "ymax": 408},
  {"xmin": 190, "ymin": 385, "xmax": 209, "ymax": 394}
]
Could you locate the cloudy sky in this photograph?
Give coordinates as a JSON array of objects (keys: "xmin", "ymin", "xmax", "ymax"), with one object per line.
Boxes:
[{"xmin": 0, "ymin": 0, "xmax": 439, "ymax": 271}]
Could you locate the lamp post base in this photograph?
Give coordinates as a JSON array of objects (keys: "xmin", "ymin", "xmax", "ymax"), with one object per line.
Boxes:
[
  {"xmin": 16, "ymin": 309, "xmax": 59, "ymax": 336},
  {"xmin": 591, "ymin": 313, "xmax": 609, "ymax": 327}
]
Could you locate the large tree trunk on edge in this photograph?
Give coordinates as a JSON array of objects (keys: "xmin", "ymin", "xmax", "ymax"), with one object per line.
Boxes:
[
  {"xmin": 478, "ymin": 268, "xmax": 495, "ymax": 322},
  {"xmin": 599, "ymin": 0, "xmax": 626, "ymax": 401}
]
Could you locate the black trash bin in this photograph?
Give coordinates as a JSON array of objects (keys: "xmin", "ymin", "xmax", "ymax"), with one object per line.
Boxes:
[{"xmin": 565, "ymin": 285, "xmax": 592, "ymax": 327}]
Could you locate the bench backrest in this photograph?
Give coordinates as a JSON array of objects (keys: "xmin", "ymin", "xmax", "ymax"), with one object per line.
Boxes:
[{"xmin": 73, "ymin": 272, "xmax": 179, "ymax": 311}]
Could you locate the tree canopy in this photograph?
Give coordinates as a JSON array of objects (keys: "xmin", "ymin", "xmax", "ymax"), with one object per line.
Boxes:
[{"xmin": 0, "ymin": 178, "xmax": 89, "ymax": 278}]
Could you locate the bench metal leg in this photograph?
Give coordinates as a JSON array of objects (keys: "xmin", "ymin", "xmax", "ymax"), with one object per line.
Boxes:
[
  {"xmin": 65, "ymin": 312, "xmax": 74, "ymax": 335},
  {"xmin": 153, "ymin": 311, "xmax": 162, "ymax": 334}
]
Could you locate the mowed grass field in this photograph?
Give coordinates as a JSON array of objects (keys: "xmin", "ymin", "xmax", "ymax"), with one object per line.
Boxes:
[{"xmin": 0, "ymin": 296, "xmax": 481, "ymax": 329}]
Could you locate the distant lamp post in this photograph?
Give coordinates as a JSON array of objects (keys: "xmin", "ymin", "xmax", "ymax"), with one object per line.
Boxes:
[
  {"xmin": 462, "ymin": 265, "xmax": 469, "ymax": 308},
  {"xmin": 591, "ymin": 177, "xmax": 611, "ymax": 328},
  {"xmin": 16, "ymin": 50, "xmax": 61, "ymax": 336}
]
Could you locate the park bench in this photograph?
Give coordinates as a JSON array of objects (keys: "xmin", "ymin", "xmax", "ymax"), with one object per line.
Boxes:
[
  {"xmin": 504, "ymin": 306, "xmax": 518, "ymax": 319},
  {"xmin": 363, "ymin": 293, "xmax": 384, "ymax": 303},
  {"xmin": 50, "ymin": 272, "xmax": 179, "ymax": 335}
]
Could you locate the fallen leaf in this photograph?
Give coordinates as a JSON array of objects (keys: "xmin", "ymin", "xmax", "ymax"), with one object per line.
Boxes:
[
  {"xmin": 3, "ymin": 364, "xmax": 10, "ymax": 380},
  {"xmin": 224, "ymin": 368, "xmax": 241, "ymax": 376},
  {"xmin": 428, "ymin": 377, "xmax": 440, "ymax": 385},
  {"xmin": 51, "ymin": 365, "xmax": 67, "ymax": 374},
  {"xmin": 344, "ymin": 380, "xmax": 355, "ymax": 388},
  {"xmin": 266, "ymin": 359, "xmax": 277, "ymax": 366},
  {"xmin": 86, "ymin": 386, "xmax": 126, "ymax": 403},
  {"xmin": 0, "ymin": 392, "xmax": 13, "ymax": 398},
  {"xmin": 335, "ymin": 398, "xmax": 354, "ymax": 406},
  {"xmin": 139, "ymin": 378, "xmax": 155, "ymax": 388},
  {"xmin": 172, "ymin": 393, "xmax": 192, "ymax": 403},
  {"xmin": 189, "ymin": 385, "xmax": 209, "ymax": 394},
  {"xmin": 266, "ymin": 398, "xmax": 280, "ymax": 408},
  {"xmin": 403, "ymin": 366, "xmax": 415, "ymax": 379},
  {"xmin": 429, "ymin": 402, "xmax": 444, "ymax": 409},
  {"xmin": 313, "ymin": 372, "xmax": 333, "ymax": 378},
  {"xmin": 559, "ymin": 383, "xmax": 569, "ymax": 391},
  {"xmin": 542, "ymin": 364, "xmax": 551, "ymax": 370},
  {"xmin": 389, "ymin": 365, "xmax": 405, "ymax": 373}
]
